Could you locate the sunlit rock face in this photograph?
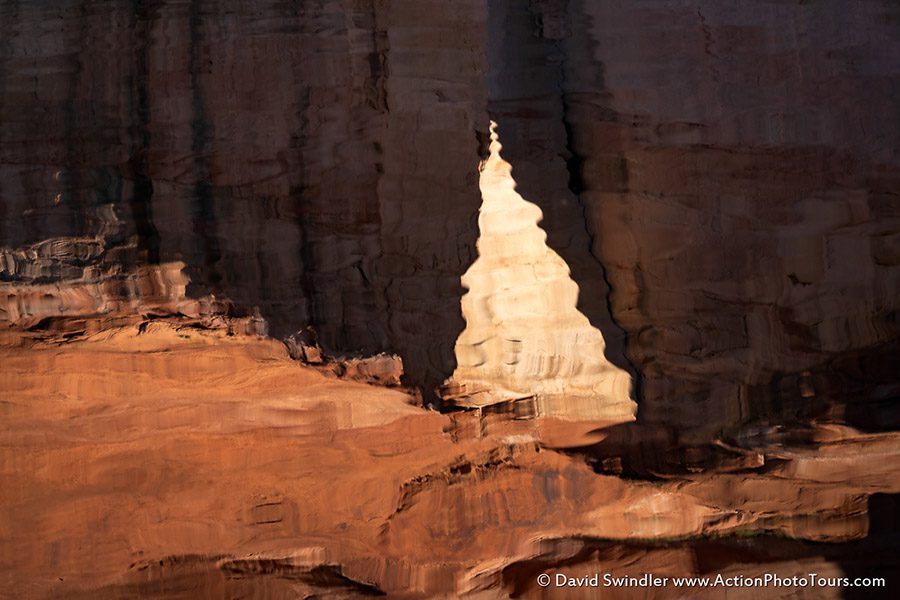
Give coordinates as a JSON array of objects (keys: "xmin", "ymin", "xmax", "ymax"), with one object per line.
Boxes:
[
  {"xmin": 0, "ymin": 205, "xmax": 198, "ymax": 330},
  {"xmin": 447, "ymin": 122, "xmax": 634, "ymax": 421}
]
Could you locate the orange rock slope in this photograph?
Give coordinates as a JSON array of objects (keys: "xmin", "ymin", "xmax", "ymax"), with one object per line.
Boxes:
[{"xmin": 1, "ymin": 319, "xmax": 898, "ymax": 599}]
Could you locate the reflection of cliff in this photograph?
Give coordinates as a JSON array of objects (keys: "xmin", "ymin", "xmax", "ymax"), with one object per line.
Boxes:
[
  {"xmin": 2, "ymin": 326, "xmax": 899, "ymax": 598},
  {"xmin": 447, "ymin": 122, "xmax": 633, "ymax": 421}
]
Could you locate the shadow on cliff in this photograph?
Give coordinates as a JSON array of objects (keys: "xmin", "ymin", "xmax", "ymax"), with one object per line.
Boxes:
[
  {"xmin": 123, "ymin": 0, "xmax": 485, "ymax": 405},
  {"xmin": 0, "ymin": 0, "xmax": 487, "ymax": 407},
  {"xmin": 485, "ymin": 0, "xmax": 640, "ymax": 399},
  {"xmin": 839, "ymin": 493, "xmax": 900, "ymax": 599}
]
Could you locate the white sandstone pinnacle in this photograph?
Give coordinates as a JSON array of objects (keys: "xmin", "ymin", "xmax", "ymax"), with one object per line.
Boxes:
[{"xmin": 446, "ymin": 121, "xmax": 635, "ymax": 422}]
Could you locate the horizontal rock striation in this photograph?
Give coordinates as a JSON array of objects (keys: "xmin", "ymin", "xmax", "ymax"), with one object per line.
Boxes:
[{"xmin": 1, "ymin": 326, "xmax": 898, "ymax": 597}]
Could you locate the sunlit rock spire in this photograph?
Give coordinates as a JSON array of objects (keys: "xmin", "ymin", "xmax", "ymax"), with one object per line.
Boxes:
[{"xmin": 444, "ymin": 121, "xmax": 635, "ymax": 422}]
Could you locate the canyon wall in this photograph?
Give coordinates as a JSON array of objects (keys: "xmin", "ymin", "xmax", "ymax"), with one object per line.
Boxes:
[
  {"xmin": 575, "ymin": 0, "xmax": 900, "ymax": 436},
  {"xmin": 0, "ymin": 0, "xmax": 487, "ymax": 397},
  {"xmin": 3, "ymin": 3, "xmax": 900, "ymax": 596},
  {"xmin": 2, "ymin": 0, "xmax": 899, "ymax": 431}
]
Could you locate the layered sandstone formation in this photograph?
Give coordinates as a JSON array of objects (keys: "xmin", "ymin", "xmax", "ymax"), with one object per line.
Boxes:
[{"xmin": 0, "ymin": 0, "xmax": 487, "ymax": 398}]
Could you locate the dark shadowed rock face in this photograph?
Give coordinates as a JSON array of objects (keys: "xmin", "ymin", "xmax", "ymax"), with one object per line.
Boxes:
[
  {"xmin": 485, "ymin": 0, "xmax": 900, "ymax": 437},
  {"xmin": 566, "ymin": 0, "xmax": 900, "ymax": 437},
  {"xmin": 0, "ymin": 0, "xmax": 488, "ymax": 398},
  {"xmin": 1, "ymin": 0, "xmax": 899, "ymax": 426}
]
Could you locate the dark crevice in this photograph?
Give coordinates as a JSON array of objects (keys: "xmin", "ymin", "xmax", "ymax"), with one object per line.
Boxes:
[
  {"xmin": 188, "ymin": 0, "xmax": 221, "ymax": 291},
  {"xmin": 559, "ymin": 86, "xmax": 643, "ymax": 404},
  {"xmin": 61, "ymin": 0, "xmax": 91, "ymax": 238},
  {"xmin": 485, "ymin": 0, "xmax": 642, "ymax": 402},
  {"xmin": 128, "ymin": 0, "xmax": 161, "ymax": 264}
]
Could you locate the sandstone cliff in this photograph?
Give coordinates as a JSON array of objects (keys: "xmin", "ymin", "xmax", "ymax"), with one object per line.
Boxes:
[
  {"xmin": 1, "ymin": 0, "xmax": 899, "ymax": 597},
  {"xmin": 4, "ymin": 0, "xmax": 897, "ymax": 432}
]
